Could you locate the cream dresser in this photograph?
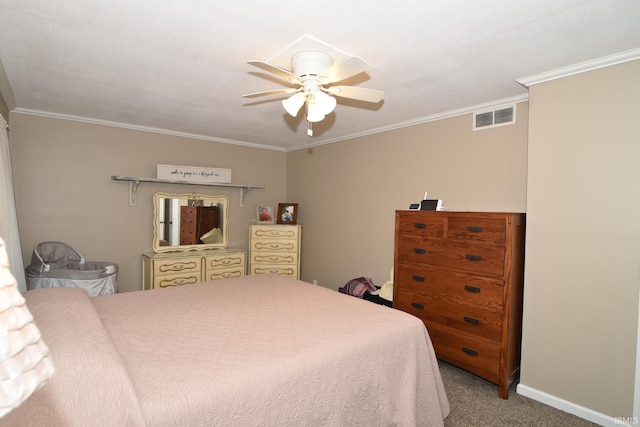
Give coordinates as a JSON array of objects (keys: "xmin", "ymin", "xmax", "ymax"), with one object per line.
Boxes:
[
  {"xmin": 142, "ymin": 248, "xmax": 246, "ymax": 290},
  {"xmin": 249, "ymin": 224, "xmax": 301, "ymax": 279},
  {"xmin": 393, "ymin": 211, "xmax": 525, "ymax": 399}
]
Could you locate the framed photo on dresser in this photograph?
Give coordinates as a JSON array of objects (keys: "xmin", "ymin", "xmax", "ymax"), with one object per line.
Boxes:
[
  {"xmin": 257, "ymin": 205, "xmax": 274, "ymax": 223},
  {"xmin": 277, "ymin": 203, "xmax": 298, "ymax": 224}
]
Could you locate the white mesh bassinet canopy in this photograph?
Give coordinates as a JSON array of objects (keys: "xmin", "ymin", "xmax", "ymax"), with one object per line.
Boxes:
[{"xmin": 26, "ymin": 241, "xmax": 118, "ymax": 296}]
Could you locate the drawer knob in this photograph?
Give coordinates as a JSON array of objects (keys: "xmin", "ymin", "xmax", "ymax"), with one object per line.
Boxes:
[
  {"xmin": 464, "ymin": 316, "xmax": 480, "ymax": 325},
  {"xmin": 414, "ymin": 223, "xmax": 427, "ymax": 229},
  {"xmin": 464, "ymin": 285, "xmax": 481, "ymax": 293},
  {"xmin": 413, "ymin": 248, "xmax": 426, "ymax": 254},
  {"xmin": 411, "ymin": 302, "xmax": 424, "ymax": 310},
  {"xmin": 466, "ymin": 254, "xmax": 482, "ymax": 262},
  {"xmin": 462, "ymin": 347, "xmax": 478, "ymax": 357},
  {"xmin": 467, "ymin": 226, "xmax": 484, "ymax": 233},
  {"xmin": 412, "ymin": 275, "xmax": 425, "ymax": 282}
]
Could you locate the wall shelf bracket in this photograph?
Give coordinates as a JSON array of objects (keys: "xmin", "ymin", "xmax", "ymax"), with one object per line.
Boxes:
[
  {"xmin": 128, "ymin": 179, "xmax": 141, "ymax": 206},
  {"xmin": 111, "ymin": 176, "xmax": 264, "ymax": 207}
]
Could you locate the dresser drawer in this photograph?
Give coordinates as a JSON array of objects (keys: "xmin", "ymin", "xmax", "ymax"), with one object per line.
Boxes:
[
  {"xmin": 396, "ymin": 211, "xmax": 444, "ymax": 238},
  {"xmin": 447, "ymin": 217, "xmax": 506, "ymax": 244},
  {"xmin": 395, "ymin": 264, "xmax": 504, "ymax": 312},
  {"xmin": 250, "ymin": 252, "xmax": 297, "ymax": 266},
  {"xmin": 250, "ymin": 265, "xmax": 298, "ymax": 277},
  {"xmin": 394, "ymin": 289, "xmax": 502, "ymax": 342},
  {"xmin": 204, "ymin": 267, "xmax": 245, "ymax": 281},
  {"xmin": 153, "ymin": 272, "xmax": 200, "ymax": 289},
  {"xmin": 204, "ymin": 253, "xmax": 245, "ymax": 270},
  {"xmin": 152, "ymin": 257, "xmax": 202, "ymax": 276},
  {"xmin": 251, "ymin": 239, "xmax": 299, "ymax": 252},
  {"xmin": 250, "ymin": 226, "xmax": 300, "ymax": 240},
  {"xmin": 426, "ymin": 323, "xmax": 501, "ymax": 383},
  {"xmin": 397, "ymin": 238, "xmax": 505, "ymax": 277}
]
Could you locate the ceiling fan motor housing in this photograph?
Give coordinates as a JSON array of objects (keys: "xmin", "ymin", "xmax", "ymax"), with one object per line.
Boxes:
[{"xmin": 291, "ymin": 51, "xmax": 333, "ymax": 80}]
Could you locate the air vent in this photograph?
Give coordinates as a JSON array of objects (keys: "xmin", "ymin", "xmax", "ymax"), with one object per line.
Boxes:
[{"xmin": 473, "ymin": 105, "xmax": 516, "ymax": 130}]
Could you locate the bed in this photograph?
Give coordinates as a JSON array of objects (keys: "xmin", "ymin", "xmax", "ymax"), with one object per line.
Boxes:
[{"xmin": 4, "ymin": 274, "xmax": 449, "ymax": 426}]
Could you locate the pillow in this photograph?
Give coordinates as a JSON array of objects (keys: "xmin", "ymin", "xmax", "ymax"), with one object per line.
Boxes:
[{"xmin": 200, "ymin": 228, "xmax": 222, "ymax": 244}]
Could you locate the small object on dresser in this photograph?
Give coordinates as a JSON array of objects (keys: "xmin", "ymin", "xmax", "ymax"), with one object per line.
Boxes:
[{"xmin": 276, "ymin": 203, "xmax": 298, "ymax": 224}]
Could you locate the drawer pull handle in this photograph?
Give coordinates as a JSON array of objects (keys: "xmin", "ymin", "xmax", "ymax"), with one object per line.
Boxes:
[
  {"xmin": 464, "ymin": 285, "xmax": 481, "ymax": 293},
  {"xmin": 414, "ymin": 223, "xmax": 427, "ymax": 229},
  {"xmin": 467, "ymin": 226, "xmax": 483, "ymax": 233},
  {"xmin": 464, "ymin": 316, "xmax": 480, "ymax": 325},
  {"xmin": 462, "ymin": 347, "xmax": 478, "ymax": 357},
  {"xmin": 411, "ymin": 302, "xmax": 424, "ymax": 310},
  {"xmin": 413, "ymin": 248, "xmax": 426, "ymax": 254},
  {"xmin": 466, "ymin": 254, "xmax": 482, "ymax": 262},
  {"xmin": 412, "ymin": 275, "xmax": 425, "ymax": 282}
]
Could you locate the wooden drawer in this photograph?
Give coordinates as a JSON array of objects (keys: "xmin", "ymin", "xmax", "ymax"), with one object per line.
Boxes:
[
  {"xmin": 394, "ymin": 289, "xmax": 502, "ymax": 342},
  {"xmin": 204, "ymin": 267, "xmax": 245, "ymax": 281},
  {"xmin": 251, "ymin": 239, "xmax": 298, "ymax": 253},
  {"xmin": 396, "ymin": 238, "xmax": 505, "ymax": 277},
  {"xmin": 152, "ymin": 256, "xmax": 202, "ymax": 276},
  {"xmin": 447, "ymin": 217, "xmax": 506, "ymax": 244},
  {"xmin": 396, "ymin": 211, "xmax": 444, "ymax": 238},
  {"xmin": 395, "ymin": 264, "xmax": 504, "ymax": 312},
  {"xmin": 153, "ymin": 271, "xmax": 201, "ymax": 289},
  {"xmin": 426, "ymin": 323, "xmax": 501, "ymax": 384},
  {"xmin": 204, "ymin": 253, "xmax": 245, "ymax": 270},
  {"xmin": 250, "ymin": 225, "xmax": 300, "ymax": 240},
  {"xmin": 250, "ymin": 265, "xmax": 298, "ymax": 277},
  {"xmin": 250, "ymin": 252, "xmax": 297, "ymax": 266}
]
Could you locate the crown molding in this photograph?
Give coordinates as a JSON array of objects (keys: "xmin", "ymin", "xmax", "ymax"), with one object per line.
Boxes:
[
  {"xmin": 288, "ymin": 93, "xmax": 530, "ymax": 152},
  {"xmin": 12, "ymin": 108, "xmax": 288, "ymax": 152},
  {"xmin": 517, "ymin": 47, "xmax": 640, "ymax": 87}
]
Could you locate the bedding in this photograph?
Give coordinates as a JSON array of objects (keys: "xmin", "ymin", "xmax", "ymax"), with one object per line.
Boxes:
[{"xmin": 2, "ymin": 274, "xmax": 449, "ymax": 426}]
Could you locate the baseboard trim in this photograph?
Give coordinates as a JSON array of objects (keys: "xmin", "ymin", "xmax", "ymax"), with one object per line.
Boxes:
[{"xmin": 517, "ymin": 383, "xmax": 629, "ymax": 427}]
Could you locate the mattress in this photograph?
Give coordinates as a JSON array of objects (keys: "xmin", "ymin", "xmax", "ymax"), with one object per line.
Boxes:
[{"xmin": 3, "ymin": 274, "xmax": 449, "ymax": 426}]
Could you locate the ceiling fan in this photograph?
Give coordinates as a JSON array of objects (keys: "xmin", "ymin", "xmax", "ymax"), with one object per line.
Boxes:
[{"xmin": 243, "ymin": 51, "xmax": 384, "ymax": 136}]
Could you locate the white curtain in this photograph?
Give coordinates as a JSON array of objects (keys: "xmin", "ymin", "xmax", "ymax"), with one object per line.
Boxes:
[{"xmin": 0, "ymin": 114, "xmax": 26, "ymax": 292}]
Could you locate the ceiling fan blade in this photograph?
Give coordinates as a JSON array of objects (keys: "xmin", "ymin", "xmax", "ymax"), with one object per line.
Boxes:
[
  {"xmin": 323, "ymin": 56, "xmax": 370, "ymax": 83},
  {"xmin": 247, "ymin": 60, "xmax": 300, "ymax": 84},
  {"xmin": 327, "ymin": 86, "xmax": 384, "ymax": 103},
  {"xmin": 242, "ymin": 88, "xmax": 300, "ymax": 98}
]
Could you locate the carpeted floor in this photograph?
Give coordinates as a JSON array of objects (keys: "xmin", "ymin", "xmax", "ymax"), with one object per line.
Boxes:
[{"xmin": 438, "ymin": 361, "xmax": 598, "ymax": 426}]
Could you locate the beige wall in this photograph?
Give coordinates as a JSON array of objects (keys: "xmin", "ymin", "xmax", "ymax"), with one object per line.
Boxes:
[
  {"xmin": 8, "ymin": 113, "xmax": 287, "ymax": 292},
  {"xmin": 521, "ymin": 60, "xmax": 640, "ymax": 418},
  {"xmin": 0, "ymin": 95, "xmax": 8, "ymax": 121},
  {"xmin": 287, "ymin": 104, "xmax": 528, "ymax": 289}
]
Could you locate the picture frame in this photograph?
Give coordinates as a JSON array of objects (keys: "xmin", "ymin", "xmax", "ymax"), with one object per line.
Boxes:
[
  {"xmin": 257, "ymin": 204, "xmax": 274, "ymax": 223},
  {"xmin": 276, "ymin": 203, "xmax": 298, "ymax": 225}
]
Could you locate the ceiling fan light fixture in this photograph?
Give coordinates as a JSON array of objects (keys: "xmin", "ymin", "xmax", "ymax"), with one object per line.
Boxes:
[
  {"xmin": 313, "ymin": 91, "xmax": 337, "ymax": 115},
  {"xmin": 306, "ymin": 103, "xmax": 325, "ymax": 123},
  {"xmin": 282, "ymin": 92, "xmax": 306, "ymax": 117}
]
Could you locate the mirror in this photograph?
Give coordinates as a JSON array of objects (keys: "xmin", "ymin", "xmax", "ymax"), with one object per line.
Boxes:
[{"xmin": 153, "ymin": 192, "xmax": 229, "ymax": 252}]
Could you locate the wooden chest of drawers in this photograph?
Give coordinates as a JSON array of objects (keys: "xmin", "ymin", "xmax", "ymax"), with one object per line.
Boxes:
[
  {"xmin": 393, "ymin": 211, "xmax": 525, "ymax": 399},
  {"xmin": 142, "ymin": 248, "xmax": 246, "ymax": 290},
  {"xmin": 249, "ymin": 224, "xmax": 301, "ymax": 279}
]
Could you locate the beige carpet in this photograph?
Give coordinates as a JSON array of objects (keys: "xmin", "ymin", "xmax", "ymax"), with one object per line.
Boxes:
[{"xmin": 438, "ymin": 361, "xmax": 598, "ymax": 426}]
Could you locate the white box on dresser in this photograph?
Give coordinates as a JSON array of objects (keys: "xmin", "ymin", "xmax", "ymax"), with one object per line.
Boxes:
[
  {"xmin": 249, "ymin": 224, "xmax": 301, "ymax": 279},
  {"xmin": 142, "ymin": 248, "xmax": 246, "ymax": 290}
]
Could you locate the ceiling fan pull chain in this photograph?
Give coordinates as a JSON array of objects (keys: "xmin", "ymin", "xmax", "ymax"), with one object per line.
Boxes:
[{"xmin": 307, "ymin": 121, "xmax": 313, "ymax": 136}]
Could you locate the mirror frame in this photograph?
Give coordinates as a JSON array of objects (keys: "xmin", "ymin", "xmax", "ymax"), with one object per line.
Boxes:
[{"xmin": 153, "ymin": 192, "xmax": 229, "ymax": 253}]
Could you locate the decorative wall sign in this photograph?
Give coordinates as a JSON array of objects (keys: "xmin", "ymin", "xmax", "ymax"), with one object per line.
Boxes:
[{"xmin": 157, "ymin": 164, "xmax": 232, "ymax": 183}]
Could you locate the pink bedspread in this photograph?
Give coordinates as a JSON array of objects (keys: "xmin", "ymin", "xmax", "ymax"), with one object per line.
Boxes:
[{"xmin": 3, "ymin": 274, "xmax": 449, "ymax": 426}]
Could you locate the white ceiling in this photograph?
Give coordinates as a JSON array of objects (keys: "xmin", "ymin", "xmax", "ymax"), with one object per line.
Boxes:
[{"xmin": 0, "ymin": 0, "xmax": 639, "ymax": 151}]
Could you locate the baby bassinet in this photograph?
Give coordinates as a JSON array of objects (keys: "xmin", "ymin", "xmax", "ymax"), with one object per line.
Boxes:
[{"xmin": 26, "ymin": 241, "xmax": 118, "ymax": 296}]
